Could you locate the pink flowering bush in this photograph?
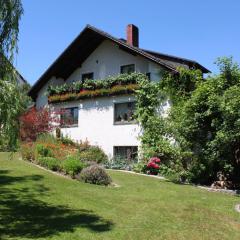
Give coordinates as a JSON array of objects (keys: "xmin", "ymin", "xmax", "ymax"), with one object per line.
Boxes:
[{"xmin": 146, "ymin": 157, "xmax": 161, "ymax": 175}]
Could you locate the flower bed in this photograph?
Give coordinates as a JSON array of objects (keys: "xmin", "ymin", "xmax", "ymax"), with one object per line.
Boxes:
[
  {"xmin": 48, "ymin": 84, "xmax": 139, "ymax": 103},
  {"xmin": 47, "ymin": 72, "xmax": 147, "ymax": 103},
  {"xmin": 20, "ymin": 134, "xmax": 111, "ymax": 185}
]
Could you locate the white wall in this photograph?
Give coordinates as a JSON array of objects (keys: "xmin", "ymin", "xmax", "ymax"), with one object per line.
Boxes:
[
  {"xmin": 36, "ymin": 77, "xmax": 64, "ymax": 108},
  {"xmin": 66, "ymin": 40, "xmax": 150, "ymax": 83},
  {"xmin": 52, "ymin": 95, "xmax": 140, "ymax": 158}
]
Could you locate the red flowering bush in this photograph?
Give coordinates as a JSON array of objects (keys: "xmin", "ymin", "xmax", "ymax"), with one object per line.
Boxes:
[
  {"xmin": 146, "ymin": 157, "xmax": 161, "ymax": 175},
  {"xmin": 19, "ymin": 107, "xmax": 60, "ymax": 141}
]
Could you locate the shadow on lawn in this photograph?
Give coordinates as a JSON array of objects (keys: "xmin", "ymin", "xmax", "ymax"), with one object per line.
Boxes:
[{"xmin": 0, "ymin": 169, "xmax": 114, "ymax": 239}]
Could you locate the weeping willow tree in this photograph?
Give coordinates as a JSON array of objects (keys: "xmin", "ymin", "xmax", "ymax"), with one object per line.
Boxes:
[{"xmin": 0, "ymin": 0, "xmax": 24, "ymax": 151}]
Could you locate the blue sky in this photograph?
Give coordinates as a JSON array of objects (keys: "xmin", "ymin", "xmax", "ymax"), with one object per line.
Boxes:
[{"xmin": 17, "ymin": 0, "xmax": 240, "ymax": 85}]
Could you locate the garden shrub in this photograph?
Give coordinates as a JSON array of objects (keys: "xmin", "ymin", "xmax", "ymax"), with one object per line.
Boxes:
[
  {"xmin": 79, "ymin": 165, "xmax": 112, "ymax": 186},
  {"xmin": 62, "ymin": 156, "xmax": 85, "ymax": 177},
  {"xmin": 104, "ymin": 157, "xmax": 134, "ymax": 170},
  {"xmin": 20, "ymin": 143, "xmax": 36, "ymax": 162},
  {"xmin": 60, "ymin": 135, "xmax": 76, "ymax": 146},
  {"xmin": 78, "ymin": 146, "xmax": 108, "ymax": 164},
  {"xmin": 38, "ymin": 156, "xmax": 60, "ymax": 171},
  {"xmin": 36, "ymin": 133, "xmax": 58, "ymax": 144},
  {"xmin": 145, "ymin": 157, "xmax": 161, "ymax": 175},
  {"xmin": 132, "ymin": 162, "xmax": 146, "ymax": 173},
  {"xmin": 36, "ymin": 143, "xmax": 54, "ymax": 157},
  {"xmin": 19, "ymin": 107, "xmax": 59, "ymax": 142},
  {"xmin": 158, "ymin": 164, "xmax": 176, "ymax": 177},
  {"xmin": 160, "ymin": 58, "xmax": 240, "ymax": 187},
  {"xmin": 135, "ymin": 58, "xmax": 240, "ymax": 188}
]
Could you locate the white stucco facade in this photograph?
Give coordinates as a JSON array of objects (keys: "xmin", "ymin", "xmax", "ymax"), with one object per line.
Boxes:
[
  {"xmin": 52, "ymin": 95, "xmax": 139, "ymax": 158},
  {"xmin": 35, "ymin": 39, "xmax": 164, "ymax": 157}
]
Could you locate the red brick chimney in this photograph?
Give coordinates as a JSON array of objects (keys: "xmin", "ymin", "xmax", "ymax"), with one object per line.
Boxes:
[{"xmin": 126, "ymin": 24, "xmax": 139, "ymax": 47}]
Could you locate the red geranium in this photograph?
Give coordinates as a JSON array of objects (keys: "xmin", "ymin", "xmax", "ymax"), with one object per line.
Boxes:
[{"xmin": 146, "ymin": 157, "xmax": 161, "ymax": 175}]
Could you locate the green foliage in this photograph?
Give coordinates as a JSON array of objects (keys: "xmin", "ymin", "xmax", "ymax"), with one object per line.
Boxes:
[
  {"xmin": 0, "ymin": 0, "xmax": 23, "ymax": 58},
  {"xmin": 79, "ymin": 165, "xmax": 112, "ymax": 186},
  {"xmin": 36, "ymin": 143, "xmax": 54, "ymax": 157},
  {"xmin": 62, "ymin": 156, "xmax": 85, "ymax": 177},
  {"xmin": 162, "ymin": 57, "xmax": 240, "ymax": 186},
  {"xmin": 47, "ymin": 73, "xmax": 148, "ymax": 103},
  {"xmin": 60, "ymin": 135, "xmax": 76, "ymax": 146},
  {"xmin": 37, "ymin": 156, "xmax": 60, "ymax": 171},
  {"xmin": 105, "ymin": 157, "xmax": 134, "ymax": 170},
  {"xmin": 36, "ymin": 133, "xmax": 59, "ymax": 145},
  {"xmin": 132, "ymin": 162, "xmax": 146, "ymax": 173},
  {"xmin": 47, "ymin": 72, "xmax": 142, "ymax": 95},
  {"xmin": 135, "ymin": 57, "xmax": 240, "ymax": 187},
  {"xmin": 0, "ymin": 0, "xmax": 26, "ymax": 151},
  {"xmin": 135, "ymin": 71, "xmax": 177, "ymax": 163},
  {"xmin": 159, "ymin": 67, "xmax": 203, "ymax": 103},
  {"xmin": 78, "ymin": 146, "xmax": 108, "ymax": 164},
  {"xmin": 48, "ymin": 84, "xmax": 139, "ymax": 103}
]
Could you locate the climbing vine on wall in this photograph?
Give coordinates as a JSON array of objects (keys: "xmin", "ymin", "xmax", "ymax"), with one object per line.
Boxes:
[{"xmin": 135, "ymin": 72, "xmax": 177, "ymax": 163}]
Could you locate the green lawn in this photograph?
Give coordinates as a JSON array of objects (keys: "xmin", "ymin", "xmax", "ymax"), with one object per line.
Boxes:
[{"xmin": 0, "ymin": 153, "xmax": 239, "ymax": 240}]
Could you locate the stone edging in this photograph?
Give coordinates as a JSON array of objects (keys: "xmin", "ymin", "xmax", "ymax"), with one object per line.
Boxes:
[
  {"xmin": 20, "ymin": 159, "xmax": 240, "ymax": 196},
  {"xmin": 107, "ymin": 169, "xmax": 240, "ymax": 196},
  {"xmin": 197, "ymin": 185, "xmax": 240, "ymax": 196}
]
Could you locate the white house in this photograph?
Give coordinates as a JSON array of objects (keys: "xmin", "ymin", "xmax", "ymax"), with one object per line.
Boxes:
[{"xmin": 29, "ymin": 24, "xmax": 209, "ymax": 159}]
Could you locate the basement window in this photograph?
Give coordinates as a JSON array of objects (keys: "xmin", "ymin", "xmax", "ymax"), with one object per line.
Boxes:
[
  {"xmin": 60, "ymin": 107, "xmax": 78, "ymax": 127},
  {"xmin": 114, "ymin": 146, "xmax": 138, "ymax": 161},
  {"xmin": 120, "ymin": 64, "xmax": 135, "ymax": 74},
  {"xmin": 114, "ymin": 102, "xmax": 136, "ymax": 124},
  {"xmin": 82, "ymin": 72, "xmax": 94, "ymax": 82}
]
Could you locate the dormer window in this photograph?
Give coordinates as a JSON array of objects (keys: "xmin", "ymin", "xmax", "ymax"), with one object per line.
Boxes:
[
  {"xmin": 82, "ymin": 72, "xmax": 94, "ymax": 82},
  {"xmin": 120, "ymin": 64, "xmax": 135, "ymax": 74}
]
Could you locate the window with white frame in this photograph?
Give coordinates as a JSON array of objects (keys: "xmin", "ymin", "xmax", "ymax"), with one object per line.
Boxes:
[{"xmin": 114, "ymin": 102, "xmax": 136, "ymax": 124}]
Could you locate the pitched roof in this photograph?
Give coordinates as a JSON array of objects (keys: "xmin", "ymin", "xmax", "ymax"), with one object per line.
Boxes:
[
  {"xmin": 140, "ymin": 48, "xmax": 210, "ymax": 73},
  {"xmin": 29, "ymin": 24, "xmax": 210, "ymax": 99},
  {"xmin": 15, "ymin": 69, "xmax": 28, "ymax": 85}
]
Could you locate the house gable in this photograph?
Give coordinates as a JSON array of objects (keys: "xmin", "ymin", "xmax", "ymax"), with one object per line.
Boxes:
[
  {"xmin": 66, "ymin": 40, "xmax": 154, "ymax": 83},
  {"xmin": 29, "ymin": 24, "xmax": 210, "ymax": 101},
  {"xmin": 35, "ymin": 39, "xmax": 165, "ymax": 108}
]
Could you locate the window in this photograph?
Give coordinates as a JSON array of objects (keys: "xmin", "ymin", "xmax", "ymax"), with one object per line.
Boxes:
[
  {"xmin": 120, "ymin": 64, "xmax": 135, "ymax": 74},
  {"xmin": 114, "ymin": 146, "xmax": 138, "ymax": 161},
  {"xmin": 60, "ymin": 107, "xmax": 78, "ymax": 127},
  {"xmin": 82, "ymin": 72, "xmax": 94, "ymax": 82},
  {"xmin": 114, "ymin": 102, "xmax": 136, "ymax": 124},
  {"xmin": 146, "ymin": 72, "xmax": 151, "ymax": 80}
]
